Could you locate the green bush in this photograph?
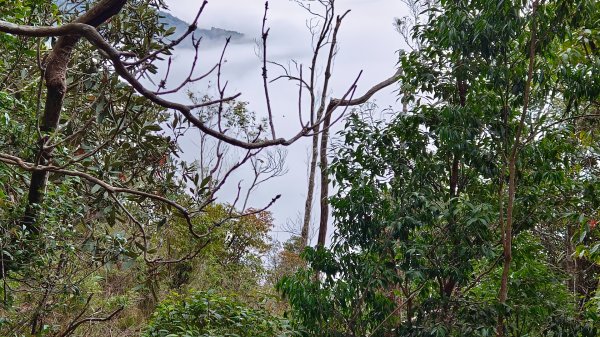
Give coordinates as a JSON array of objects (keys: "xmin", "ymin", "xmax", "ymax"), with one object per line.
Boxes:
[{"xmin": 144, "ymin": 290, "xmax": 300, "ymax": 337}]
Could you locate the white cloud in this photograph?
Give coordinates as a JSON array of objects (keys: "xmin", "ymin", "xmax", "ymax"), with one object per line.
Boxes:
[{"xmin": 163, "ymin": 0, "xmax": 409, "ymax": 243}]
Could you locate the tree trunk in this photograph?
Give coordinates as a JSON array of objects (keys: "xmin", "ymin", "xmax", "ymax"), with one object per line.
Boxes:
[
  {"xmin": 23, "ymin": 0, "xmax": 128, "ymax": 232},
  {"xmin": 307, "ymin": 66, "xmax": 401, "ymax": 248},
  {"xmin": 301, "ymin": 131, "xmax": 320, "ymax": 247},
  {"xmin": 317, "ymin": 112, "xmax": 332, "ymax": 247},
  {"xmin": 496, "ymin": 3, "xmax": 538, "ymax": 335},
  {"xmin": 565, "ymin": 223, "xmax": 576, "ymax": 295}
]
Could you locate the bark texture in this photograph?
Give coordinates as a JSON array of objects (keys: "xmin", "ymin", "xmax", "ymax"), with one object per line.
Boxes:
[
  {"xmin": 23, "ymin": 0, "xmax": 128, "ymax": 231},
  {"xmin": 301, "ymin": 132, "xmax": 319, "ymax": 247}
]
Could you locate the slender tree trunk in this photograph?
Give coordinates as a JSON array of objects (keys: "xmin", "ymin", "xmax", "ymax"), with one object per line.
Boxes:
[
  {"xmin": 566, "ymin": 222, "xmax": 576, "ymax": 295},
  {"xmin": 301, "ymin": 131, "xmax": 320, "ymax": 247},
  {"xmin": 312, "ymin": 68, "xmax": 403, "ymax": 247},
  {"xmin": 496, "ymin": 2, "xmax": 538, "ymax": 335},
  {"xmin": 310, "ymin": 11, "xmax": 345, "ymax": 248},
  {"xmin": 450, "ymin": 155, "xmax": 459, "ymax": 198},
  {"xmin": 497, "ymin": 152, "xmax": 516, "ymax": 313},
  {"xmin": 443, "ymin": 60, "xmax": 465, "ymax": 298},
  {"xmin": 443, "ymin": 134, "xmax": 461, "ymax": 298},
  {"xmin": 317, "ymin": 112, "xmax": 332, "ymax": 247}
]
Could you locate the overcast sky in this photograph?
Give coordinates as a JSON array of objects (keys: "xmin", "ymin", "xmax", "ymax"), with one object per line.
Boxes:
[{"xmin": 162, "ymin": 0, "xmax": 408, "ymax": 244}]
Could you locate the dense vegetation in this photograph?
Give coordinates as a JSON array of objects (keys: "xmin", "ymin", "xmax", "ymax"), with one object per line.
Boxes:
[{"xmin": 0, "ymin": 0, "xmax": 598, "ymax": 336}]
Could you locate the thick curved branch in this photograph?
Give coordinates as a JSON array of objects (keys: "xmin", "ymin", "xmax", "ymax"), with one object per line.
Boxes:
[
  {"xmin": 0, "ymin": 21, "xmax": 304, "ymax": 149},
  {"xmin": 0, "ymin": 153, "xmax": 194, "ymax": 230},
  {"xmin": 329, "ymin": 68, "xmax": 402, "ymax": 108}
]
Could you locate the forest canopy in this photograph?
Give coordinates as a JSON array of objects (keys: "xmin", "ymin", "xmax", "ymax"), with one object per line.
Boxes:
[{"xmin": 0, "ymin": 0, "xmax": 599, "ymax": 336}]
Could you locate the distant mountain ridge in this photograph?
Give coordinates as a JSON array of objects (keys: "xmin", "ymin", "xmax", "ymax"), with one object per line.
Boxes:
[
  {"xmin": 53, "ymin": 1, "xmax": 244, "ymax": 48},
  {"xmin": 158, "ymin": 11, "xmax": 244, "ymax": 47}
]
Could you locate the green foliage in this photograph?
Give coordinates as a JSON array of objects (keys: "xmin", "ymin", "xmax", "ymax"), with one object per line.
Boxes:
[
  {"xmin": 1, "ymin": 0, "xmax": 600, "ymax": 335},
  {"xmin": 463, "ymin": 233, "xmax": 578, "ymax": 336},
  {"xmin": 144, "ymin": 290, "xmax": 300, "ymax": 337},
  {"xmin": 0, "ymin": 1, "xmax": 283, "ymax": 335},
  {"xmin": 280, "ymin": 0, "xmax": 600, "ymax": 336}
]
